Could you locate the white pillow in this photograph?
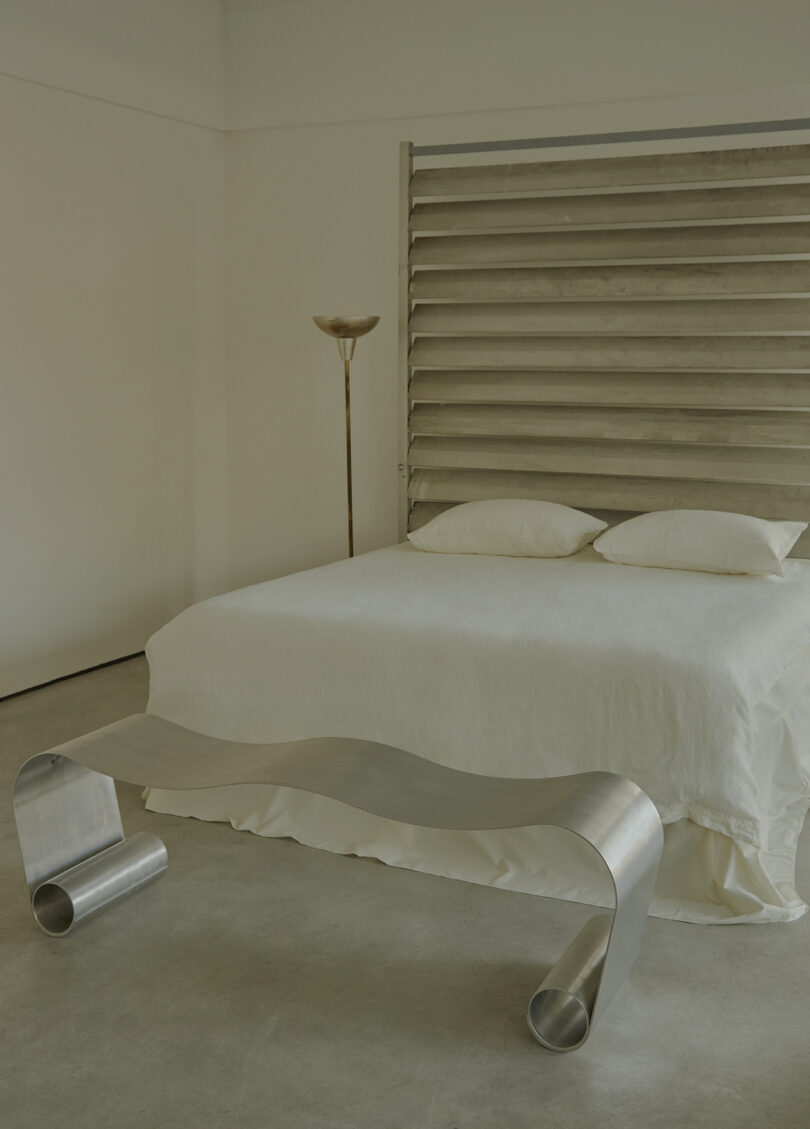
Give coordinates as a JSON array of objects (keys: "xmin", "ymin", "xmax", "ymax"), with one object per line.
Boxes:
[
  {"xmin": 407, "ymin": 499, "xmax": 607, "ymax": 558},
  {"xmin": 592, "ymin": 509, "xmax": 806, "ymax": 577}
]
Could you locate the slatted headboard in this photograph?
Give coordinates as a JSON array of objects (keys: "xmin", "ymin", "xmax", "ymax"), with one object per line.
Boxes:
[{"xmin": 398, "ymin": 140, "xmax": 810, "ymax": 557}]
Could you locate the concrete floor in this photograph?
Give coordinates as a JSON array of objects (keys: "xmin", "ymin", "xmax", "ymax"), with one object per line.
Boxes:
[{"xmin": 2, "ymin": 658, "xmax": 810, "ymax": 1128}]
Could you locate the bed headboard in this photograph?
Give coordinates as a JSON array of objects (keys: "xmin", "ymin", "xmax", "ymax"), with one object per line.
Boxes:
[{"xmin": 398, "ymin": 139, "xmax": 810, "ymax": 557}]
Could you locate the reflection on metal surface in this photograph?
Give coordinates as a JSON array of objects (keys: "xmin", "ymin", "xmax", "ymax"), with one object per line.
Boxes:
[{"xmin": 13, "ymin": 713, "xmax": 662, "ymax": 1053}]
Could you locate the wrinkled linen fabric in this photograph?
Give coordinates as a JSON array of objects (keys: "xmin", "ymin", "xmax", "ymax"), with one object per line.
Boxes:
[{"xmin": 144, "ymin": 543, "xmax": 810, "ymax": 924}]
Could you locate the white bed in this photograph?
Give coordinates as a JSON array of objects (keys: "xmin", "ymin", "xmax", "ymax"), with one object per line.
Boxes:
[{"xmin": 144, "ymin": 542, "xmax": 810, "ymax": 924}]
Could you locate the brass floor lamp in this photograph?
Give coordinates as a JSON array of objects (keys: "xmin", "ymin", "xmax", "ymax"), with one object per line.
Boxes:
[{"xmin": 313, "ymin": 315, "xmax": 380, "ymax": 557}]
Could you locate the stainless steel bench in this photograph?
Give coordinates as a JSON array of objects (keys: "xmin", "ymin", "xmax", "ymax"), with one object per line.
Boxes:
[{"xmin": 14, "ymin": 713, "xmax": 662, "ymax": 1053}]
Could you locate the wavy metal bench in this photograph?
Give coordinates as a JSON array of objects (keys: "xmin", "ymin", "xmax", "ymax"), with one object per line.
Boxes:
[{"xmin": 13, "ymin": 713, "xmax": 662, "ymax": 1053}]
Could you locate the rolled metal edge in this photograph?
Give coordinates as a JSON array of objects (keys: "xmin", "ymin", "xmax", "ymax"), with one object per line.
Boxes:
[
  {"xmin": 31, "ymin": 831, "xmax": 168, "ymax": 937},
  {"xmin": 526, "ymin": 914, "xmax": 612, "ymax": 1052}
]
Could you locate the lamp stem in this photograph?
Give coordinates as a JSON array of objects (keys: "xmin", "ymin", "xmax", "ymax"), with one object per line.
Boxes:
[{"xmin": 344, "ymin": 356, "xmax": 353, "ymax": 557}]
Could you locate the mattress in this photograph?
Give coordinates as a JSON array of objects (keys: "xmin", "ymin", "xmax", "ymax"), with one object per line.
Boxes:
[{"xmin": 144, "ymin": 543, "xmax": 810, "ymax": 923}]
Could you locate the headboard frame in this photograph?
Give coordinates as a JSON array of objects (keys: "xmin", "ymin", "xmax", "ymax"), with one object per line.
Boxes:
[{"xmin": 399, "ymin": 139, "xmax": 810, "ymax": 557}]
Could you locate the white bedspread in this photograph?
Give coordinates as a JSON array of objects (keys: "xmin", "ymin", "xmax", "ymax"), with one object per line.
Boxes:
[{"xmin": 145, "ymin": 544, "xmax": 810, "ymax": 923}]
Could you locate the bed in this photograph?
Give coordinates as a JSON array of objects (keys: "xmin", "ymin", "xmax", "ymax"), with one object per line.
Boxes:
[
  {"xmin": 144, "ymin": 540, "xmax": 810, "ymax": 925},
  {"xmin": 146, "ymin": 137, "xmax": 810, "ymax": 926}
]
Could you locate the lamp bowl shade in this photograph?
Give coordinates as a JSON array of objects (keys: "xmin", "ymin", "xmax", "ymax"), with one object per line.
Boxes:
[{"xmin": 313, "ymin": 315, "xmax": 380, "ymax": 339}]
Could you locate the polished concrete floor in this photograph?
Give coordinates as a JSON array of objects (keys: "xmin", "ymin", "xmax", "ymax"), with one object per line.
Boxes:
[{"xmin": 2, "ymin": 656, "xmax": 810, "ymax": 1128}]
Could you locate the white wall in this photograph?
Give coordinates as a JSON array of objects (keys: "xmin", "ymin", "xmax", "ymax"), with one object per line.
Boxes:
[
  {"xmin": 0, "ymin": 1, "xmax": 226, "ymax": 696},
  {"xmin": 222, "ymin": 0, "xmax": 810, "ymax": 588}
]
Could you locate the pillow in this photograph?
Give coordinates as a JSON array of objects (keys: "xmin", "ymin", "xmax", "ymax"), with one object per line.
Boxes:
[
  {"xmin": 407, "ymin": 499, "xmax": 607, "ymax": 558},
  {"xmin": 592, "ymin": 509, "xmax": 806, "ymax": 577}
]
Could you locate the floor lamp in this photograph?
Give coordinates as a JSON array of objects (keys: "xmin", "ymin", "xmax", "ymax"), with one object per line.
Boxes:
[{"xmin": 313, "ymin": 315, "xmax": 380, "ymax": 557}]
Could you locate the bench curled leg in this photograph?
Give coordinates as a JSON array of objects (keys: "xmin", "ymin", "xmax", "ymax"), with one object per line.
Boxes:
[
  {"xmin": 525, "ymin": 775, "xmax": 663, "ymax": 1052},
  {"xmin": 14, "ymin": 753, "xmax": 167, "ymax": 936}
]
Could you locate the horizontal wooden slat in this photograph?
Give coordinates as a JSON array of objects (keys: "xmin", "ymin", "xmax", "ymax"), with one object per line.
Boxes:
[
  {"xmin": 408, "ymin": 467, "xmax": 810, "ymax": 522},
  {"xmin": 410, "ymin": 335, "xmax": 810, "ymax": 370},
  {"xmin": 409, "ymin": 436, "xmax": 810, "ymax": 486},
  {"xmin": 405, "ymin": 499, "xmax": 810, "ymax": 558},
  {"xmin": 411, "ymin": 224, "xmax": 810, "ymax": 265},
  {"xmin": 409, "ymin": 404, "xmax": 810, "ymax": 446},
  {"xmin": 411, "ymin": 299, "xmax": 810, "ymax": 336},
  {"xmin": 412, "ymin": 145, "xmax": 810, "ymax": 198},
  {"xmin": 410, "ymin": 261, "xmax": 810, "ymax": 301},
  {"xmin": 412, "ymin": 185, "xmax": 810, "ymax": 233},
  {"xmin": 409, "ymin": 369, "xmax": 810, "ymax": 409}
]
